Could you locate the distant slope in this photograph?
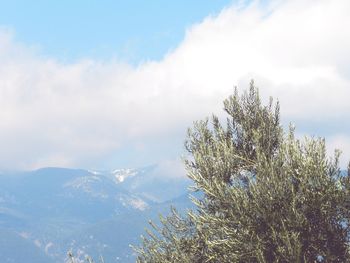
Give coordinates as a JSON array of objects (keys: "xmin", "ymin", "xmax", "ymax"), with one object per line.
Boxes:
[
  {"xmin": 0, "ymin": 228, "xmax": 55, "ymax": 263},
  {"xmin": 0, "ymin": 166, "xmax": 192, "ymax": 262},
  {"xmin": 63, "ymin": 192, "xmax": 194, "ymax": 263}
]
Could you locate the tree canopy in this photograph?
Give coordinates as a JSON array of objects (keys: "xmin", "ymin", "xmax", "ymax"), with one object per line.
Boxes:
[{"xmin": 135, "ymin": 81, "xmax": 350, "ymax": 263}]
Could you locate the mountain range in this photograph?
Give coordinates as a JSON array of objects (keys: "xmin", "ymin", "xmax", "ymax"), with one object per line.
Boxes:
[{"xmin": 0, "ymin": 166, "xmax": 193, "ymax": 262}]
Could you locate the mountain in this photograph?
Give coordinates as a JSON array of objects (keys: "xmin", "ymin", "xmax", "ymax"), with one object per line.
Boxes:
[
  {"xmin": 0, "ymin": 228, "xmax": 55, "ymax": 263},
  {"xmin": 62, "ymin": 192, "xmax": 197, "ymax": 263},
  {"xmin": 108, "ymin": 166, "xmax": 192, "ymax": 203},
  {"xmin": 0, "ymin": 166, "xmax": 193, "ymax": 262}
]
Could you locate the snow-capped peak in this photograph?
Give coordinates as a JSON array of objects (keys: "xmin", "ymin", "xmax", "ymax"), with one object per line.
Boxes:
[{"xmin": 110, "ymin": 168, "xmax": 138, "ymax": 183}]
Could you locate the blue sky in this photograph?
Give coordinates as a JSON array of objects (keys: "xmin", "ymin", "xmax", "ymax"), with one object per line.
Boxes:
[
  {"xmin": 0, "ymin": 0, "xmax": 349, "ymax": 172},
  {"xmin": 0, "ymin": 0, "xmax": 233, "ymax": 63}
]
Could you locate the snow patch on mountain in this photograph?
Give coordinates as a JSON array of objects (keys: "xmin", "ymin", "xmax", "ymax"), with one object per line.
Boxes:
[
  {"xmin": 87, "ymin": 170, "xmax": 102, "ymax": 175},
  {"xmin": 110, "ymin": 168, "xmax": 138, "ymax": 183},
  {"xmin": 117, "ymin": 195, "xmax": 148, "ymax": 211}
]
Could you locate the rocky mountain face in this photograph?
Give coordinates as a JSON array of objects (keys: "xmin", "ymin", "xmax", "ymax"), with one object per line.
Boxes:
[{"xmin": 0, "ymin": 166, "xmax": 192, "ymax": 262}]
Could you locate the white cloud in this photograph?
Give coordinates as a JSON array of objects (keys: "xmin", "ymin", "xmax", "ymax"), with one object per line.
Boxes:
[
  {"xmin": 327, "ymin": 135, "xmax": 350, "ymax": 169},
  {"xmin": 149, "ymin": 159, "xmax": 187, "ymax": 179},
  {"xmin": 0, "ymin": 0, "xmax": 349, "ymax": 169}
]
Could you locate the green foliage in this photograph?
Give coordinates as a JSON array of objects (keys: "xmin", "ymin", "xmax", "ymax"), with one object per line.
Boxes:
[{"xmin": 135, "ymin": 81, "xmax": 350, "ymax": 262}]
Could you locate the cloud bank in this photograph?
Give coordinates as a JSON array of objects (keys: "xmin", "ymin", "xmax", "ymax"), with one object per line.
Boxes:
[{"xmin": 0, "ymin": 0, "xmax": 349, "ymax": 169}]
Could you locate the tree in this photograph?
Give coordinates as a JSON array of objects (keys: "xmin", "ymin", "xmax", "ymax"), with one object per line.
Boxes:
[{"xmin": 135, "ymin": 81, "xmax": 350, "ymax": 262}]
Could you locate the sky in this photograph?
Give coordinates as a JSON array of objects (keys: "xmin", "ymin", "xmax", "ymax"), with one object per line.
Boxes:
[
  {"xmin": 0, "ymin": 0, "xmax": 232, "ymax": 63},
  {"xmin": 0, "ymin": 0, "xmax": 349, "ymax": 172}
]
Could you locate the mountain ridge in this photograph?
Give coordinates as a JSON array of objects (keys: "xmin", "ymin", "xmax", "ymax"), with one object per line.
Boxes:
[{"xmin": 0, "ymin": 165, "xmax": 192, "ymax": 262}]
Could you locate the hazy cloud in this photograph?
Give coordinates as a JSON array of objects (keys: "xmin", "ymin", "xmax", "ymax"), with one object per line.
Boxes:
[{"xmin": 0, "ymin": 0, "xmax": 349, "ymax": 169}]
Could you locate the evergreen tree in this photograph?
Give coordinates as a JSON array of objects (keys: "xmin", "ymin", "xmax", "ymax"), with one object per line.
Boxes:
[{"xmin": 134, "ymin": 81, "xmax": 350, "ymax": 262}]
